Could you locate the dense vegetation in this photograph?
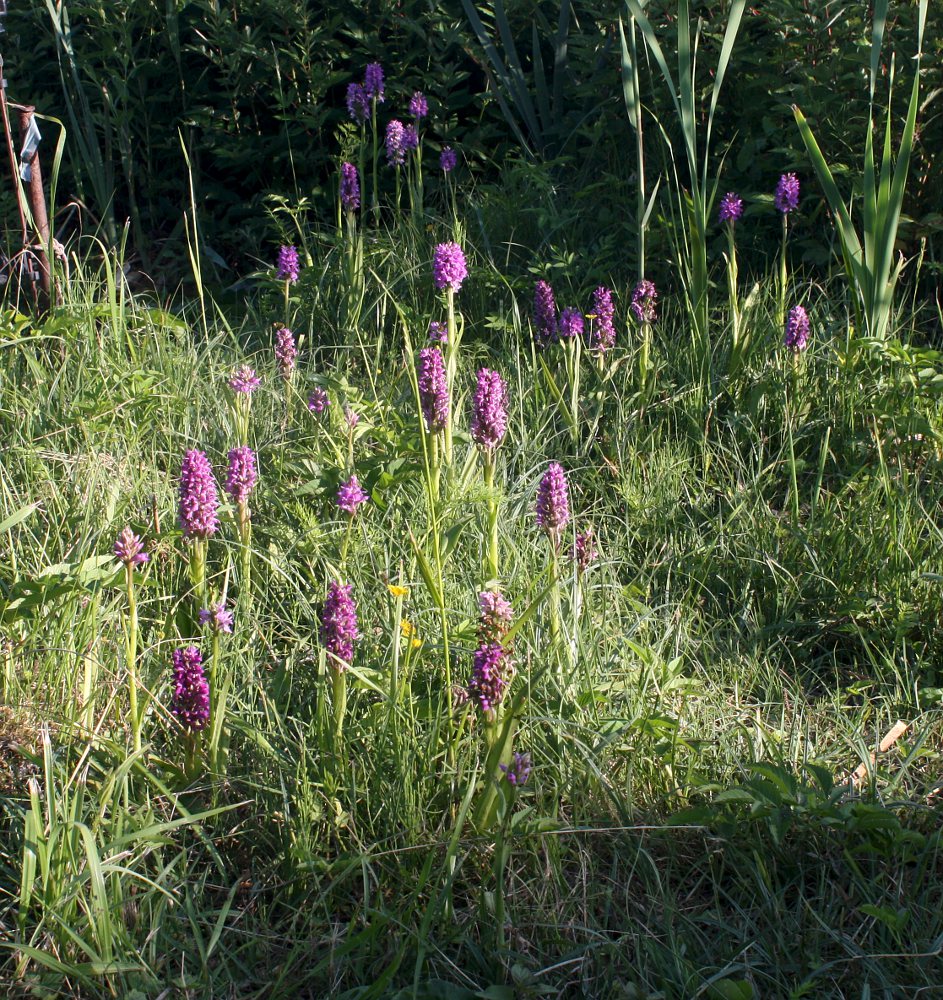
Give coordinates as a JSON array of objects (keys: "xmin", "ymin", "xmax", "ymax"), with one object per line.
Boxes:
[{"xmin": 1, "ymin": 2, "xmax": 942, "ymax": 997}]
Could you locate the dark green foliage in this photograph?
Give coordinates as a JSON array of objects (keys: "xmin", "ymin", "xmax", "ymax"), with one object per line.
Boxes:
[{"xmin": 2, "ymin": 2, "xmax": 943, "ymax": 288}]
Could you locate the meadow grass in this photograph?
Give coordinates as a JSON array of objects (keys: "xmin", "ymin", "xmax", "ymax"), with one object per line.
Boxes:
[{"xmin": 0, "ymin": 199, "xmax": 941, "ymax": 1000}]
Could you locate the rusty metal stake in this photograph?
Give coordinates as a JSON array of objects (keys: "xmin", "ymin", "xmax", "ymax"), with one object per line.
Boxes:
[{"xmin": 17, "ymin": 105, "xmax": 50, "ymax": 306}]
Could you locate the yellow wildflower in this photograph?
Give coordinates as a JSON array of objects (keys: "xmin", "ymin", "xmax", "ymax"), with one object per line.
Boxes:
[{"xmin": 400, "ymin": 619, "xmax": 422, "ymax": 649}]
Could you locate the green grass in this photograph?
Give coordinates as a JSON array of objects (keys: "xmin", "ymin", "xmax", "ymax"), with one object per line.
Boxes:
[{"xmin": 0, "ymin": 199, "xmax": 942, "ymax": 1000}]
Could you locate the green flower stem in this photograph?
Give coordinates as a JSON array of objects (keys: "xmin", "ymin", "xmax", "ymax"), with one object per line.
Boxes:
[
  {"xmin": 483, "ymin": 451, "xmax": 499, "ymax": 584},
  {"xmin": 786, "ymin": 381, "xmax": 801, "ymax": 525},
  {"xmin": 414, "ymin": 142, "xmax": 424, "ymax": 225},
  {"xmin": 332, "ymin": 665, "xmax": 348, "ymax": 749},
  {"xmin": 493, "ymin": 789, "xmax": 514, "ymax": 956},
  {"xmin": 564, "ymin": 337, "xmax": 582, "ymax": 446},
  {"xmin": 184, "ymin": 731, "xmax": 201, "ymax": 783},
  {"xmin": 390, "ymin": 581, "xmax": 406, "ymax": 708},
  {"xmin": 125, "ymin": 564, "xmax": 141, "ymax": 753},
  {"xmin": 340, "ymin": 514, "xmax": 354, "ymax": 573},
  {"xmin": 726, "ymin": 223, "xmax": 741, "ymax": 375},
  {"xmin": 238, "ymin": 502, "xmax": 252, "ymax": 602},
  {"xmin": 444, "ymin": 289, "xmax": 458, "ymax": 466},
  {"xmin": 778, "ymin": 215, "xmax": 789, "ymax": 331},
  {"xmin": 428, "ymin": 433, "xmax": 441, "ymax": 504},
  {"xmin": 638, "ymin": 321, "xmax": 653, "ymax": 411},
  {"xmin": 473, "ymin": 711, "xmax": 516, "ymax": 832},
  {"xmin": 370, "ymin": 98, "xmax": 379, "ymax": 223},
  {"xmin": 208, "ymin": 629, "xmax": 222, "ymax": 774},
  {"xmin": 233, "ymin": 395, "xmax": 250, "ymax": 448},
  {"xmin": 548, "ymin": 544, "xmax": 564, "ymax": 689},
  {"xmin": 188, "ymin": 538, "xmax": 208, "ymax": 614}
]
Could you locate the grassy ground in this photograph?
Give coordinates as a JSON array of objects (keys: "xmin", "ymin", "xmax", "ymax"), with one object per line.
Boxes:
[{"xmin": 0, "ymin": 213, "xmax": 941, "ymax": 999}]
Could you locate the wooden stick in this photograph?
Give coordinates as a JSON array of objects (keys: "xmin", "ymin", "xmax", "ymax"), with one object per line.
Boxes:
[{"xmin": 850, "ymin": 719, "xmax": 908, "ymax": 783}]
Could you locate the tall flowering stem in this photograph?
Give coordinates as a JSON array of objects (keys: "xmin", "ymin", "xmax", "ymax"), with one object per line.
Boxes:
[
  {"xmin": 718, "ymin": 193, "xmax": 745, "ymax": 374},
  {"xmin": 418, "ymin": 347, "xmax": 449, "ymax": 499},
  {"xmin": 558, "ymin": 307, "xmax": 584, "ymax": 445},
  {"xmin": 114, "ymin": 528, "xmax": 149, "ymax": 753},
  {"xmin": 631, "ymin": 280, "xmax": 658, "ymax": 406},
  {"xmin": 468, "ymin": 590, "xmax": 519, "ymax": 831},
  {"xmin": 364, "ymin": 62, "xmax": 384, "ymax": 222},
  {"xmin": 536, "ymin": 462, "xmax": 570, "ymax": 660},
  {"xmin": 776, "ymin": 173, "xmax": 799, "ymax": 329},
  {"xmin": 277, "ymin": 245, "xmax": 299, "ymax": 325},
  {"xmin": 275, "ymin": 327, "xmax": 297, "ymax": 423},
  {"xmin": 171, "ymin": 645, "xmax": 210, "ymax": 778},
  {"xmin": 407, "ymin": 92, "xmax": 427, "ymax": 223},
  {"xmin": 433, "ymin": 242, "xmax": 468, "ymax": 465},
  {"xmin": 321, "ymin": 581, "xmax": 359, "ymax": 747},
  {"xmin": 472, "ymin": 368, "xmax": 508, "ymax": 583},
  {"xmin": 199, "ymin": 600, "xmax": 233, "ymax": 774},
  {"xmin": 339, "ymin": 161, "xmax": 364, "ymax": 328},
  {"xmin": 179, "ymin": 449, "xmax": 220, "ymax": 609},
  {"xmin": 228, "ymin": 366, "xmax": 261, "ymax": 446},
  {"xmin": 568, "ymin": 526, "xmax": 598, "ymax": 653},
  {"xmin": 337, "ymin": 473, "xmax": 369, "ymax": 568},
  {"xmin": 225, "ymin": 447, "xmax": 257, "ymax": 600}
]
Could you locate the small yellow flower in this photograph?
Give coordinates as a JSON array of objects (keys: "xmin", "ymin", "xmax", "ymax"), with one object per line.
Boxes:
[
  {"xmin": 387, "ymin": 584, "xmax": 409, "ymax": 597},
  {"xmin": 400, "ymin": 619, "xmax": 422, "ymax": 649}
]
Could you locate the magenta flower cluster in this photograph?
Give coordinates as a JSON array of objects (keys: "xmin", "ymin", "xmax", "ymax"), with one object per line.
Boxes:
[
  {"xmin": 718, "ymin": 191, "xmax": 744, "ymax": 224},
  {"xmin": 432, "ymin": 242, "xmax": 468, "ymax": 292},
  {"xmin": 346, "ymin": 62, "xmax": 384, "ymax": 124},
  {"xmin": 536, "ymin": 462, "xmax": 570, "ymax": 544},
  {"xmin": 409, "ymin": 91, "xmax": 428, "ymax": 120},
  {"xmin": 321, "ymin": 581, "xmax": 359, "ymax": 670},
  {"xmin": 533, "ymin": 280, "xmax": 618, "ymax": 350},
  {"xmin": 775, "ymin": 172, "xmax": 800, "ymax": 214},
  {"xmin": 114, "ymin": 527, "xmax": 149, "ymax": 567},
  {"xmin": 179, "ymin": 449, "xmax": 220, "ymax": 540},
  {"xmin": 500, "ymin": 751, "xmax": 532, "ymax": 787},
  {"xmin": 533, "ymin": 280, "xmax": 558, "ymax": 347},
  {"xmin": 346, "ymin": 83, "xmax": 370, "ymax": 123},
  {"xmin": 275, "ymin": 327, "xmax": 297, "ymax": 379},
  {"xmin": 418, "ymin": 347, "xmax": 449, "ymax": 433},
  {"xmin": 591, "ymin": 286, "xmax": 616, "ymax": 351},
  {"xmin": 468, "ymin": 589, "xmax": 515, "ymax": 714},
  {"xmin": 277, "ymin": 245, "xmax": 299, "ymax": 283},
  {"xmin": 337, "ymin": 474, "xmax": 369, "ymax": 515},
  {"xmin": 225, "ymin": 447, "xmax": 257, "ymax": 506},
  {"xmin": 171, "ymin": 646, "xmax": 210, "ymax": 732},
  {"xmin": 364, "ymin": 63, "xmax": 384, "ymax": 102},
  {"xmin": 340, "ymin": 162, "xmax": 360, "ymax": 211},
  {"xmin": 428, "ymin": 320, "xmax": 447, "ymax": 343},
  {"xmin": 471, "ymin": 368, "xmax": 508, "ymax": 451},
  {"xmin": 569, "ymin": 527, "xmax": 598, "ymax": 576},
  {"xmin": 228, "ymin": 366, "xmax": 262, "ymax": 395},
  {"xmin": 199, "ymin": 602, "xmax": 234, "ymax": 634},
  {"xmin": 308, "ymin": 387, "xmax": 329, "ymax": 415},
  {"xmin": 558, "ymin": 306, "xmax": 584, "ymax": 340},
  {"xmin": 440, "ymin": 147, "xmax": 457, "ymax": 173},
  {"xmin": 385, "ymin": 120, "xmax": 406, "ymax": 166},
  {"xmin": 630, "ymin": 280, "xmax": 658, "ymax": 325},
  {"xmin": 785, "ymin": 305, "xmax": 810, "ymax": 352}
]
